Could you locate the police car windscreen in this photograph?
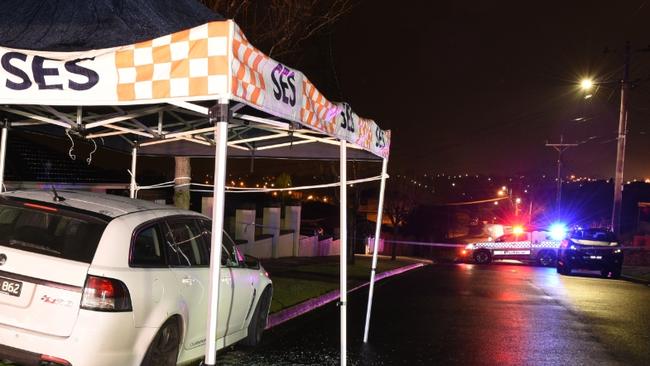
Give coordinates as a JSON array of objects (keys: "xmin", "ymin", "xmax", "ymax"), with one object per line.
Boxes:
[{"xmin": 570, "ymin": 229, "xmax": 617, "ymax": 245}]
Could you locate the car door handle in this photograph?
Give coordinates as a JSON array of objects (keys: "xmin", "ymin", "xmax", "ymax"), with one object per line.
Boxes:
[{"xmin": 181, "ymin": 276, "xmax": 193, "ymax": 286}]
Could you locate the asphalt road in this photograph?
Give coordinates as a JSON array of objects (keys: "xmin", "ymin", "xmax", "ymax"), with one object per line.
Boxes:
[{"xmin": 216, "ymin": 262, "xmax": 650, "ymax": 365}]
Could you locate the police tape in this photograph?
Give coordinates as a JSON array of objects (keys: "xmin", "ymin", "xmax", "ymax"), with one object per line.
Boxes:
[
  {"xmin": 376, "ymin": 239, "xmax": 465, "ymax": 248},
  {"xmin": 374, "ymin": 239, "xmax": 650, "ymax": 251}
]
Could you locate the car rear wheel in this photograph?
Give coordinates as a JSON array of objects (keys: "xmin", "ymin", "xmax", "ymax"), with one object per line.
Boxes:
[
  {"xmin": 473, "ymin": 250, "xmax": 492, "ymax": 264},
  {"xmin": 241, "ymin": 287, "xmax": 272, "ymax": 347},
  {"xmin": 537, "ymin": 251, "xmax": 556, "ymax": 267},
  {"xmin": 141, "ymin": 318, "xmax": 180, "ymax": 366}
]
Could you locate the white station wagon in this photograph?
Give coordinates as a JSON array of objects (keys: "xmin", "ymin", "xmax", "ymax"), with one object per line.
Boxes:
[{"xmin": 0, "ymin": 190, "xmax": 272, "ymax": 366}]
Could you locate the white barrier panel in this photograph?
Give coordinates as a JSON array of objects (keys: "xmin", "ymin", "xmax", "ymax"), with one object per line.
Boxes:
[
  {"xmin": 366, "ymin": 237, "xmax": 385, "ymax": 254},
  {"xmin": 237, "ymin": 237, "xmax": 273, "ymax": 259},
  {"xmin": 319, "ymin": 238, "xmax": 332, "ymax": 256},
  {"xmin": 299, "ymin": 236, "xmax": 319, "ymax": 257},
  {"xmin": 330, "ymin": 239, "xmax": 341, "ymax": 256},
  {"xmin": 277, "ymin": 233, "xmax": 294, "ymax": 257}
]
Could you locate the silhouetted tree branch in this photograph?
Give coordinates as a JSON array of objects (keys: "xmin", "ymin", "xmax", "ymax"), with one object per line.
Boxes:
[{"xmin": 201, "ymin": 0, "xmax": 356, "ymax": 58}]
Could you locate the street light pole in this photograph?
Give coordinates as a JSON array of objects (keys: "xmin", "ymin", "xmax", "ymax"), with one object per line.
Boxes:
[
  {"xmin": 546, "ymin": 135, "xmax": 578, "ymax": 217},
  {"xmin": 612, "ymin": 42, "xmax": 631, "ymax": 235}
]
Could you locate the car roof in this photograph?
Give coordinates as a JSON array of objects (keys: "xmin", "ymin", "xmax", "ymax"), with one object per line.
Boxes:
[{"xmin": 0, "ymin": 190, "xmax": 195, "ymax": 219}]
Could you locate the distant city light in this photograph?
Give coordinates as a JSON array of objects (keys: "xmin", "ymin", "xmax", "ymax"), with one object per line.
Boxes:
[
  {"xmin": 494, "ymin": 201, "xmax": 499, "ymax": 205},
  {"xmin": 515, "ymin": 198, "xmax": 521, "ymax": 204}
]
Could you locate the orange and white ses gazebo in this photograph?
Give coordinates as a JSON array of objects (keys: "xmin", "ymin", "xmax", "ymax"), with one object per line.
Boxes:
[{"xmin": 0, "ymin": 4, "xmax": 390, "ymax": 364}]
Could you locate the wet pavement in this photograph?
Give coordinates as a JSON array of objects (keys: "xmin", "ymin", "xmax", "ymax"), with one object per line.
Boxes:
[{"xmin": 216, "ymin": 262, "xmax": 650, "ymax": 365}]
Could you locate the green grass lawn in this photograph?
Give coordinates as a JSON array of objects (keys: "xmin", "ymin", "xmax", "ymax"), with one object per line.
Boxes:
[{"xmin": 268, "ymin": 256, "xmax": 416, "ymax": 313}]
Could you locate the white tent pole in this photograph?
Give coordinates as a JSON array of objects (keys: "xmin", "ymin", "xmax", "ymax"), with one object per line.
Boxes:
[
  {"xmin": 204, "ymin": 98, "xmax": 229, "ymax": 366},
  {"xmin": 339, "ymin": 139, "xmax": 348, "ymax": 366},
  {"xmin": 0, "ymin": 123, "xmax": 8, "ymax": 193},
  {"xmin": 363, "ymin": 158, "xmax": 388, "ymax": 342},
  {"xmin": 129, "ymin": 146, "xmax": 137, "ymax": 198}
]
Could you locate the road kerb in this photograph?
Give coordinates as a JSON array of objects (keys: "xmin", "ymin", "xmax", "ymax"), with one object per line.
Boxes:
[
  {"xmin": 266, "ymin": 262, "xmax": 426, "ymax": 329},
  {"xmin": 621, "ymin": 275, "xmax": 650, "ymax": 286}
]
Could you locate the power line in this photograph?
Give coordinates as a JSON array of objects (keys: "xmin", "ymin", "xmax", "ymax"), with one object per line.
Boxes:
[{"xmin": 545, "ymin": 135, "xmax": 579, "ymax": 216}]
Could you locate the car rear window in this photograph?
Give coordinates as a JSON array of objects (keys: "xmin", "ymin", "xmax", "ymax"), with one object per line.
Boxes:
[{"xmin": 0, "ymin": 202, "xmax": 107, "ymax": 263}]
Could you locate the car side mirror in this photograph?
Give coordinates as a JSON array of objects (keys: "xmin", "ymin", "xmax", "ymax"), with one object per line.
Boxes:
[{"xmin": 244, "ymin": 254, "xmax": 260, "ymax": 269}]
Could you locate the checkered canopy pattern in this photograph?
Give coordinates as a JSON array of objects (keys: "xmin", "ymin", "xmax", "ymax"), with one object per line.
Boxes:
[
  {"xmin": 231, "ymin": 26, "xmax": 268, "ymax": 107},
  {"xmin": 115, "ymin": 21, "xmax": 229, "ymax": 101},
  {"xmin": 230, "ymin": 23, "xmax": 390, "ymax": 158}
]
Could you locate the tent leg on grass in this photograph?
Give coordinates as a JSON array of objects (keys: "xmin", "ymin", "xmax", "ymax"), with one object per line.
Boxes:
[
  {"xmin": 129, "ymin": 146, "xmax": 138, "ymax": 199},
  {"xmin": 0, "ymin": 123, "xmax": 8, "ymax": 192},
  {"xmin": 204, "ymin": 99, "xmax": 230, "ymax": 366},
  {"xmin": 363, "ymin": 158, "xmax": 388, "ymax": 342},
  {"xmin": 339, "ymin": 139, "xmax": 348, "ymax": 366}
]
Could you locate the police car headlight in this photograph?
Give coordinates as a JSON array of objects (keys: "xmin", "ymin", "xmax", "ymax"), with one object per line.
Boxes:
[
  {"xmin": 569, "ymin": 244, "xmax": 578, "ymax": 250},
  {"xmin": 465, "ymin": 244, "xmax": 475, "ymax": 250},
  {"xmin": 614, "ymin": 249, "xmax": 622, "ymax": 254}
]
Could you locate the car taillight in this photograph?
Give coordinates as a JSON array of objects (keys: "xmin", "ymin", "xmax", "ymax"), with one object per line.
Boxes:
[
  {"xmin": 40, "ymin": 354, "xmax": 71, "ymax": 366},
  {"xmin": 81, "ymin": 275, "xmax": 132, "ymax": 312},
  {"xmin": 560, "ymin": 240, "xmax": 568, "ymax": 249}
]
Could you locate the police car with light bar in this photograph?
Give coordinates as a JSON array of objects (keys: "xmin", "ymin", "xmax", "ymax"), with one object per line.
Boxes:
[{"xmin": 460, "ymin": 224, "xmax": 566, "ymax": 266}]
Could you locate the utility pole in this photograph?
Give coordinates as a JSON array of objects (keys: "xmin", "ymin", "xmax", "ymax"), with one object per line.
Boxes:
[
  {"xmin": 546, "ymin": 135, "xmax": 578, "ymax": 218},
  {"xmin": 611, "ymin": 42, "xmax": 631, "ymax": 235}
]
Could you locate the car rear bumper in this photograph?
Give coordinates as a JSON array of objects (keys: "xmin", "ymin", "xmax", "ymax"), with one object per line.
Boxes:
[{"xmin": 0, "ymin": 310, "xmax": 157, "ymax": 366}]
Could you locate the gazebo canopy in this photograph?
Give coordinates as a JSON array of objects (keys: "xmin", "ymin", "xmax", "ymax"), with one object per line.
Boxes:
[
  {"xmin": 0, "ymin": 2, "xmax": 391, "ymax": 365},
  {"xmin": 0, "ymin": 1, "xmax": 390, "ymax": 160}
]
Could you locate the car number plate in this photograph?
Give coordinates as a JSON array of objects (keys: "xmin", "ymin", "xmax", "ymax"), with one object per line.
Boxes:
[
  {"xmin": 0, "ymin": 277, "xmax": 22, "ymax": 297},
  {"xmin": 587, "ymin": 255, "xmax": 603, "ymax": 260}
]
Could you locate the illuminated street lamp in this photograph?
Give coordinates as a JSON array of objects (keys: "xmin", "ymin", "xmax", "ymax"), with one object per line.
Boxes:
[{"xmin": 580, "ymin": 78, "xmax": 594, "ymax": 91}]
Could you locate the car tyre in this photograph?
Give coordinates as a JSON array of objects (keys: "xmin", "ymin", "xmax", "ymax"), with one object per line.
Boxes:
[
  {"xmin": 557, "ymin": 261, "xmax": 571, "ymax": 275},
  {"xmin": 141, "ymin": 318, "xmax": 181, "ymax": 366},
  {"xmin": 473, "ymin": 250, "xmax": 492, "ymax": 265},
  {"xmin": 241, "ymin": 287, "xmax": 272, "ymax": 347},
  {"xmin": 537, "ymin": 251, "xmax": 556, "ymax": 267}
]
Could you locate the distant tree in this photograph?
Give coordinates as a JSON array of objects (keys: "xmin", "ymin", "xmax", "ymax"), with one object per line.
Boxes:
[
  {"xmin": 384, "ymin": 176, "xmax": 430, "ymax": 260},
  {"xmin": 200, "ymin": 0, "xmax": 356, "ymax": 58}
]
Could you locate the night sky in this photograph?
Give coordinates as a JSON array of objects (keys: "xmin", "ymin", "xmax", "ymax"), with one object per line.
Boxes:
[{"xmin": 296, "ymin": 1, "xmax": 650, "ymax": 179}]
